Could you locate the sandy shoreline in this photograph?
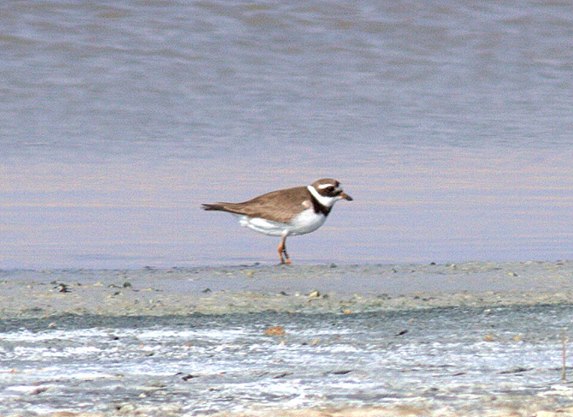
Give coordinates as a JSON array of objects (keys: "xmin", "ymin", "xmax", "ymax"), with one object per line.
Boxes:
[
  {"xmin": 6, "ymin": 400, "xmax": 573, "ymax": 417},
  {"xmin": 2, "ymin": 261, "xmax": 573, "ymax": 417},
  {"xmin": 1, "ymin": 261, "xmax": 572, "ymax": 318},
  {"xmin": 16, "ymin": 404, "xmax": 573, "ymax": 417}
]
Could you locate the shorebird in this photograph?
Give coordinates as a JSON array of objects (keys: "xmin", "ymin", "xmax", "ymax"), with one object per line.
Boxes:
[{"xmin": 202, "ymin": 178, "xmax": 353, "ymax": 264}]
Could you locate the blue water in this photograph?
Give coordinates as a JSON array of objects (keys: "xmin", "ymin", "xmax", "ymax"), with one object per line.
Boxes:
[{"xmin": 1, "ymin": 1, "xmax": 572, "ymax": 268}]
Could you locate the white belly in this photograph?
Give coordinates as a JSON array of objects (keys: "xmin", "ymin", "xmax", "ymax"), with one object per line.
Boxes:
[{"xmin": 236, "ymin": 208, "xmax": 326, "ymax": 237}]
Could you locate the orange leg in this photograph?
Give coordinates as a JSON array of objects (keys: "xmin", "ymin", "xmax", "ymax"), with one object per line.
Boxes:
[{"xmin": 277, "ymin": 235, "xmax": 291, "ymax": 265}]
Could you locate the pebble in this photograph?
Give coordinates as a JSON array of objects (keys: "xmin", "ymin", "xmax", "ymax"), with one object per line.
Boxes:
[
  {"xmin": 54, "ymin": 283, "xmax": 71, "ymax": 293},
  {"xmin": 264, "ymin": 326, "xmax": 286, "ymax": 337}
]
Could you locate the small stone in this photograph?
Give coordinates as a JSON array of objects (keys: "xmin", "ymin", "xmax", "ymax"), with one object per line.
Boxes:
[
  {"xmin": 116, "ymin": 404, "xmax": 136, "ymax": 412},
  {"xmin": 264, "ymin": 326, "xmax": 286, "ymax": 337},
  {"xmin": 483, "ymin": 334, "xmax": 496, "ymax": 342},
  {"xmin": 342, "ymin": 309, "xmax": 352, "ymax": 315},
  {"xmin": 330, "ymin": 369, "xmax": 352, "ymax": 375},
  {"xmin": 30, "ymin": 386, "xmax": 49, "ymax": 395},
  {"xmin": 55, "ymin": 283, "xmax": 71, "ymax": 293},
  {"xmin": 499, "ymin": 367, "xmax": 530, "ymax": 374},
  {"xmin": 308, "ymin": 290, "xmax": 320, "ymax": 298}
]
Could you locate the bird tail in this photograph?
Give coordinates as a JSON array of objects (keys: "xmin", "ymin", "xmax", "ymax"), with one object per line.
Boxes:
[
  {"xmin": 202, "ymin": 202, "xmax": 247, "ymax": 216},
  {"xmin": 201, "ymin": 203, "xmax": 226, "ymax": 211}
]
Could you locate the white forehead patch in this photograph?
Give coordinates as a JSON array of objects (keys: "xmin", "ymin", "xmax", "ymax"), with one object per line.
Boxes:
[{"xmin": 318, "ymin": 183, "xmax": 336, "ymax": 190}]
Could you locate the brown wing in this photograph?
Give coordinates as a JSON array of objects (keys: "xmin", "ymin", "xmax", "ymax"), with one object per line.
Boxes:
[{"xmin": 202, "ymin": 186, "xmax": 311, "ymax": 223}]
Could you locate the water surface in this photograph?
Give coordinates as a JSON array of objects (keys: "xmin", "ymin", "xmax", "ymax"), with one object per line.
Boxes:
[
  {"xmin": 2, "ymin": 306, "xmax": 573, "ymax": 416},
  {"xmin": 1, "ymin": 1, "xmax": 572, "ymax": 268}
]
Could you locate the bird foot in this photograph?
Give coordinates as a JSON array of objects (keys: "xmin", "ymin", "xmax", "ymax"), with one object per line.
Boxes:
[{"xmin": 278, "ymin": 245, "xmax": 291, "ymax": 265}]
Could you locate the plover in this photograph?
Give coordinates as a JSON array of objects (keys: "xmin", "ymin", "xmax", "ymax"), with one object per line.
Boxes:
[{"xmin": 202, "ymin": 178, "xmax": 353, "ymax": 264}]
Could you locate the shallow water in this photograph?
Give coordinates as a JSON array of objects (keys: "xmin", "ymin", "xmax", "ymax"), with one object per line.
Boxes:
[
  {"xmin": 1, "ymin": 306, "xmax": 573, "ymax": 416},
  {"xmin": 1, "ymin": 1, "xmax": 573, "ymax": 268}
]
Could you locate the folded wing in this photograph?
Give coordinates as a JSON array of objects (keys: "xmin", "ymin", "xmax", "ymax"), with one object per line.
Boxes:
[{"xmin": 202, "ymin": 186, "xmax": 310, "ymax": 224}]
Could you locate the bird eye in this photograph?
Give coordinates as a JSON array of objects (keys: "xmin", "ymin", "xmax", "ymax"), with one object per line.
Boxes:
[{"xmin": 325, "ymin": 186, "xmax": 335, "ymax": 192}]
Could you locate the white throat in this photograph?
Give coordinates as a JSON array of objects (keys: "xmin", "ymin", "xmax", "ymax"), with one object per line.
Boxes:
[{"xmin": 307, "ymin": 185, "xmax": 337, "ymax": 208}]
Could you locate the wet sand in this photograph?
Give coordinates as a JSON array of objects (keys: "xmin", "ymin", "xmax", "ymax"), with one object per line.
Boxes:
[
  {"xmin": 25, "ymin": 404, "xmax": 573, "ymax": 417},
  {"xmin": 2, "ymin": 261, "xmax": 573, "ymax": 417},
  {"xmin": 1, "ymin": 261, "xmax": 572, "ymax": 318}
]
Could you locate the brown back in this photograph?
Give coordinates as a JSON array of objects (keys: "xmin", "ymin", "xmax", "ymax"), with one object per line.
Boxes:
[{"xmin": 204, "ymin": 186, "xmax": 312, "ymax": 223}]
